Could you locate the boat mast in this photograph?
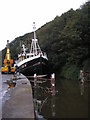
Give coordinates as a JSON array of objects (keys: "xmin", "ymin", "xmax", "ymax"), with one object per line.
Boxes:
[
  {"xmin": 33, "ymin": 22, "xmax": 37, "ymax": 55},
  {"xmin": 33, "ymin": 22, "xmax": 36, "ymax": 40},
  {"xmin": 30, "ymin": 22, "xmax": 41, "ymax": 56}
]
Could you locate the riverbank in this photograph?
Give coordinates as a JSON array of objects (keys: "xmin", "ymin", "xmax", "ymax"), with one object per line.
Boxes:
[{"xmin": 2, "ymin": 74, "xmax": 35, "ymax": 119}]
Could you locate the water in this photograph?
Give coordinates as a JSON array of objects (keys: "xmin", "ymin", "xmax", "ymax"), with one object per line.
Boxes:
[{"xmin": 30, "ymin": 76, "xmax": 89, "ymax": 119}]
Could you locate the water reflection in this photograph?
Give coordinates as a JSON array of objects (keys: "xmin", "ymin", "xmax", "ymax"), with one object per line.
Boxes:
[
  {"xmin": 30, "ymin": 76, "xmax": 88, "ymax": 119},
  {"xmin": 80, "ymin": 81, "xmax": 84, "ymax": 96},
  {"xmin": 31, "ymin": 75, "xmax": 56, "ymax": 119},
  {"xmin": 51, "ymin": 96, "xmax": 55, "ymax": 117}
]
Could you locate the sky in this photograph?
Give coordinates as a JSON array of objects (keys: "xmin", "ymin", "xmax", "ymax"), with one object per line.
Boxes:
[{"xmin": 0, "ymin": 0, "xmax": 86, "ymax": 51}]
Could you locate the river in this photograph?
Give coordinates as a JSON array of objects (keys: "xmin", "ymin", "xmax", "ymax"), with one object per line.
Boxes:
[{"xmin": 30, "ymin": 75, "xmax": 89, "ymax": 119}]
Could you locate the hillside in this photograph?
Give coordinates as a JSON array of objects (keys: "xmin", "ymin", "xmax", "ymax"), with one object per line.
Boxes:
[{"xmin": 2, "ymin": 1, "xmax": 90, "ymax": 80}]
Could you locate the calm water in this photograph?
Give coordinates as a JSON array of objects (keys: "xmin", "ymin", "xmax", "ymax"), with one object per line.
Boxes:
[{"xmin": 30, "ymin": 76, "xmax": 89, "ymax": 119}]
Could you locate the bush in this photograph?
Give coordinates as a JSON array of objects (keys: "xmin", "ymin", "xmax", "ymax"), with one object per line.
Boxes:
[{"xmin": 60, "ymin": 64, "xmax": 80, "ymax": 80}]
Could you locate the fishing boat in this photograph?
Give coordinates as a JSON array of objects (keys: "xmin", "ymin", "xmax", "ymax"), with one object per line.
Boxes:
[{"xmin": 16, "ymin": 22, "xmax": 49, "ymax": 77}]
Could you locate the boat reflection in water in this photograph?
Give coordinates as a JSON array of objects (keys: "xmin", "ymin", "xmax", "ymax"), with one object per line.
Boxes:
[
  {"xmin": 30, "ymin": 74, "xmax": 88, "ymax": 119},
  {"xmin": 31, "ymin": 74, "xmax": 56, "ymax": 119}
]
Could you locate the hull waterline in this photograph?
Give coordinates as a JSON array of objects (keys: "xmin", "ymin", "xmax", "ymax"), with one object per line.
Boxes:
[{"xmin": 18, "ymin": 57, "xmax": 49, "ymax": 77}]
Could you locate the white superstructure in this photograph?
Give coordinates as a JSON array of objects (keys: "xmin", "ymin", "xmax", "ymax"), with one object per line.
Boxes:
[{"xmin": 16, "ymin": 22, "xmax": 48, "ymax": 67}]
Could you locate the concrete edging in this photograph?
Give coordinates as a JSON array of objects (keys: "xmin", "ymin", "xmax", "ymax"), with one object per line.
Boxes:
[{"xmin": 2, "ymin": 74, "xmax": 35, "ymax": 119}]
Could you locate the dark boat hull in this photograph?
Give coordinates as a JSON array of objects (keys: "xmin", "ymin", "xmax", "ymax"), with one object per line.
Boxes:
[{"xmin": 18, "ymin": 57, "xmax": 49, "ymax": 77}]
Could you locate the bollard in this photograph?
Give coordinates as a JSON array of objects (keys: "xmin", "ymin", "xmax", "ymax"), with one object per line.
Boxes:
[{"xmin": 51, "ymin": 73, "xmax": 55, "ymax": 96}]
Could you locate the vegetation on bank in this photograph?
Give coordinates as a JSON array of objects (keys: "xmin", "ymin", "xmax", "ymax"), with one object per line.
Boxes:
[{"xmin": 2, "ymin": 1, "xmax": 90, "ymax": 80}]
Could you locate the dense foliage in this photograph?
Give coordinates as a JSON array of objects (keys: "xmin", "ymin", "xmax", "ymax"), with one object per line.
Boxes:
[{"xmin": 2, "ymin": 1, "xmax": 90, "ymax": 79}]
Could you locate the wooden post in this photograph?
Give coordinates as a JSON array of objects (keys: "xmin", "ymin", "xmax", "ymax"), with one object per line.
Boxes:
[
  {"xmin": 34, "ymin": 73, "xmax": 37, "ymax": 87},
  {"xmin": 34, "ymin": 73, "xmax": 37, "ymax": 113},
  {"xmin": 51, "ymin": 73, "xmax": 55, "ymax": 96}
]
